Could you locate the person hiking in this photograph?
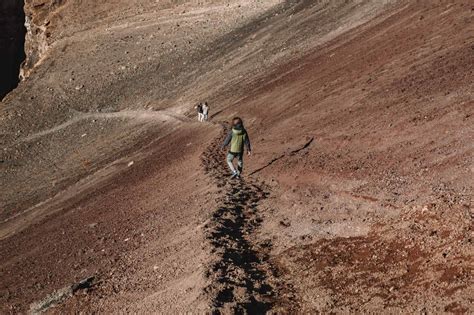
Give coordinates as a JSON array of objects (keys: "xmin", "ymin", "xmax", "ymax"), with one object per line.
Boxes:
[
  {"xmin": 221, "ymin": 117, "xmax": 251, "ymax": 179},
  {"xmin": 196, "ymin": 103, "xmax": 204, "ymax": 122},
  {"xmin": 202, "ymin": 102, "xmax": 209, "ymax": 121}
]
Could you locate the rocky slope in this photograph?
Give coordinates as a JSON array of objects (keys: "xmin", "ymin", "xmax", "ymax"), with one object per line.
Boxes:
[{"xmin": 0, "ymin": 0, "xmax": 472, "ymax": 313}]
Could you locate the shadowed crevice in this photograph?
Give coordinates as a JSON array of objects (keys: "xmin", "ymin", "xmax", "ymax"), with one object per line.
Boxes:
[{"xmin": 0, "ymin": 0, "xmax": 26, "ymax": 99}]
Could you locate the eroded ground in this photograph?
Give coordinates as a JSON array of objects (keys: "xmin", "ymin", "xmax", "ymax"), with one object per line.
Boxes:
[{"xmin": 0, "ymin": 0, "xmax": 472, "ymax": 313}]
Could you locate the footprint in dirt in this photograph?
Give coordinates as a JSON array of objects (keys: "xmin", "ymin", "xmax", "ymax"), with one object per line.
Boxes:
[{"xmin": 201, "ymin": 127, "xmax": 281, "ymax": 314}]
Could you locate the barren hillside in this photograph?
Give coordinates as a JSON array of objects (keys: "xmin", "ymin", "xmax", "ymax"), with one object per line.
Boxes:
[{"xmin": 0, "ymin": 0, "xmax": 472, "ymax": 313}]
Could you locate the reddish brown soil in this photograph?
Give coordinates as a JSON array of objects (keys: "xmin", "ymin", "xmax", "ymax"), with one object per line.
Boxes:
[
  {"xmin": 236, "ymin": 2, "xmax": 473, "ymax": 312},
  {"xmin": 0, "ymin": 0, "xmax": 472, "ymax": 313}
]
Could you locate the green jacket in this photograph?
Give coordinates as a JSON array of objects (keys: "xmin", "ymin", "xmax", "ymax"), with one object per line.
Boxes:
[{"xmin": 222, "ymin": 125, "xmax": 251, "ymax": 153}]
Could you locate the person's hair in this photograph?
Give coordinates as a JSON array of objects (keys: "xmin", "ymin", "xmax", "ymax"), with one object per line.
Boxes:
[{"xmin": 232, "ymin": 117, "xmax": 243, "ymax": 126}]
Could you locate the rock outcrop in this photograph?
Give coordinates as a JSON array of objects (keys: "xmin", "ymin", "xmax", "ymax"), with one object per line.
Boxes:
[
  {"xmin": 0, "ymin": 0, "xmax": 66, "ymax": 97},
  {"xmin": 0, "ymin": 0, "xmax": 26, "ymax": 99},
  {"xmin": 22, "ymin": 0, "xmax": 65, "ymax": 79}
]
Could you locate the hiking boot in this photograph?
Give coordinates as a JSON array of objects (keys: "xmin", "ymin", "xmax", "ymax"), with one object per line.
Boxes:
[{"xmin": 230, "ymin": 172, "xmax": 239, "ymax": 179}]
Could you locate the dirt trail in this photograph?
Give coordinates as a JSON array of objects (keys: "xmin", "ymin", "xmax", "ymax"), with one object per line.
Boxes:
[
  {"xmin": 201, "ymin": 126, "xmax": 293, "ymax": 313},
  {"xmin": 1, "ymin": 0, "xmax": 472, "ymax": 312},
  {"xmin": 9, "ymin": 109, "xmax": 186, "ymax": 146}
]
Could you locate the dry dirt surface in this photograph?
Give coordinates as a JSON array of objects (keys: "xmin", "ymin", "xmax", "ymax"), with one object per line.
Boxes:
[{"xmin": 1, "ymin": 0, "xmax": 473, "ymax": 313}]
